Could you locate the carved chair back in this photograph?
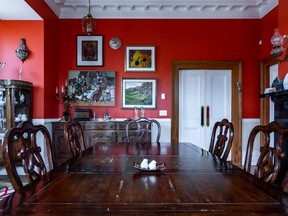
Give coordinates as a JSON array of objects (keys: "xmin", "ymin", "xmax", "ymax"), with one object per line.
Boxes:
[
  {"xmin": 2, "ymin": 121, "xmax": 54, "ymax": 191},
  {"xmin": 209, "ymin": 118, "xmax": 234, "ymax": 161},
  {"xmin": 243, "ymin": 121, "xmax": 288, "ymax": 190},
  {"xmin": 64, "ymin": 119, "xmax": 86, "ymax": 158},
  {"xmin": 126, "ymin": 117, "xmax": 161, "ymax": 144}
]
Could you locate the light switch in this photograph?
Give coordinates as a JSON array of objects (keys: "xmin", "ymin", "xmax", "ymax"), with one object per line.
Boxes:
[
  {"xmin": 161, "ymin": 93, "xmax": 165, "ymax": 99},
  {"xmin": 159, "ymin": 110, "xmax": 167, "ymax": 116}
]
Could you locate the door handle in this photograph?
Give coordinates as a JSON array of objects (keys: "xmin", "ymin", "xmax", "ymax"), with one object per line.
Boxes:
[
  {"xmin": 201, "ymin": 106, "xmax": 204, "ymax": 127},
  {"xmin": 206, "ymin": 105, "xmax": 210, "ymax": 127}
]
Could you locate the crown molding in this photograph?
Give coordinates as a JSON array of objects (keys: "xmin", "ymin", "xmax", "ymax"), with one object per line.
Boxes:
[{"xmin": 44, "ymin": 0, "xmax": 278, "ymax": 19}]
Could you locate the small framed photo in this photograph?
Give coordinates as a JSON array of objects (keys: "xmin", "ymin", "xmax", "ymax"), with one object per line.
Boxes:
[
  {"xmin": 122, "ymin": 78, "xmax": 157, "ymax": 108},
  {"xmin": 125, "ymin": 46, "xmax": 155, "ymax": 72},
  {"xmin": 76, "ymin": 35, "xmax": 103, "ymax": 66}
]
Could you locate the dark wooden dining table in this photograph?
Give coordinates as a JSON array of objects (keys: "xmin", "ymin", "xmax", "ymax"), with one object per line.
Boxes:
[{"xmin": 1, "ymin": 141, "xmax": 288, "ymax": 215}]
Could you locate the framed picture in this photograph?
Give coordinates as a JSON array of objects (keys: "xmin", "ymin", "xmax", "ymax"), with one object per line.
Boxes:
[
  {"xmin": 122, "ymin": 78, "xmax": 157, "ymax": 108},
  {"xmin": 76, "ymin": 35, "xmax": 103, "ymax": 66},
  {"xmin": 125, "ymin": 46, "xmax": 155, "ymax": 72},
  {"xmin": 68, "ymin": 70, "xmax": 115, "ymax": 106}
]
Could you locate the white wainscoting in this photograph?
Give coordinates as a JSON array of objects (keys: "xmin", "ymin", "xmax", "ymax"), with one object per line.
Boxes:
[{"xmin": 242, "ymin": 118, "xmax": 260, "ymax": 165}]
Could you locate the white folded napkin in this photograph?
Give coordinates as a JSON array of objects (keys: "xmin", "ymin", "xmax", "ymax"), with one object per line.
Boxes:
[
  {"xmin": 148, "ymin": 160, "xmax": 157, "ymax": 170},
  {"xmin": 140, "ymin": 158, "xmax": 149, "ymax": 169}
]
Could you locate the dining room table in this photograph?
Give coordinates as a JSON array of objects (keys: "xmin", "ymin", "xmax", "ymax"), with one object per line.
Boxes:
[{"xmin": 1, "ymin": 141, "xmax": 288, "ymax": 215}]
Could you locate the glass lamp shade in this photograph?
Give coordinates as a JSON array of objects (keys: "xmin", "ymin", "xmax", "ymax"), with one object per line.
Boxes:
[
  {"xmin": 271, "ymin": 28, "xmax": 284, "ymax": 56},
  {"xmin": 82, "ymin": 13, "xmax": 96, "ymax": 36},
  {"xmin": 271, "ymin": 28, "xmax": 284, "ymax": 46}
]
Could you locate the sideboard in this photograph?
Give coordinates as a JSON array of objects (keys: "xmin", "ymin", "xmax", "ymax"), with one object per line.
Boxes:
[{"xmin": 52, "ymin": 120, "xmax": 147, "ymax": 165}]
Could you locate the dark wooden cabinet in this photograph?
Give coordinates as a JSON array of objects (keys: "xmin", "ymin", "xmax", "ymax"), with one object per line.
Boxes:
[
  {"xmin": 52, "ymin": 120, "xmax": 142, "ymax": 165},
  {"xmin": 0, "ymin": 80, "xmax": 33, "ymax": 165},
  {"xmin": 0, "ymin": 80, "xmax": 33, "ymax": 134}
]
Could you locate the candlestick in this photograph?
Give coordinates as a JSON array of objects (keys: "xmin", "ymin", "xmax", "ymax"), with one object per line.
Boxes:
[
  {"xmin": 19, "ymin": 66, "xmax": 23, "ymax": 80},
  {"xmin": 0, "ymin": 62, "xmax": 6, "ymax": 70},
  {"xmin": 56, "ymin": 83, "xmax": 76, "ymax": 122}
]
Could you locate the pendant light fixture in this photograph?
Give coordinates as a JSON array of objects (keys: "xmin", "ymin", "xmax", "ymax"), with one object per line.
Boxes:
[{"xmin": 82, "ymin": 0, "xmax": 96, "ymax": 36}]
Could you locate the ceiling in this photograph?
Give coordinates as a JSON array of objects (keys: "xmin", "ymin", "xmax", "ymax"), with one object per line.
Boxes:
[{"xmin": 0, "ymin": 0, "xmax": 279, "ymax": 20}]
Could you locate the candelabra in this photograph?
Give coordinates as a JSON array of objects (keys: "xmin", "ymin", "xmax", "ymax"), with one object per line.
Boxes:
[{"xmin": 56, "ymin": 82, "xmax": 75, "ymax": 121}]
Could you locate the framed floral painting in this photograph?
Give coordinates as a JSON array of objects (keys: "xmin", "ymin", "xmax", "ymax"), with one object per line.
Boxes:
[
  {"xmin": 68, "ymin": 70, "xmax": 115, "ymax": 106},
  {"xmin": 125, "ymin": 46, "xmax": 155, "ymax": 72},
  {"xmin": 121, "ymin": 78, "xmax": 157, "ymax": 108},
  {"xmin": 76, "ymin": 35, "xmax": 103, "ymax": 66}
]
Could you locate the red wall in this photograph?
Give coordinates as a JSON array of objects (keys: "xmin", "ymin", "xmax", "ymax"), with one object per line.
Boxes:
[
  {"xmin": 0, "ymin": 21, "xmax": 44, "ymax": 118},
  {"xmin": 260, "ymin": 7, "xmax": 278, "ymax": 60},
  {"xmin": 278, "ymin": 0, "xmax": 288, "ymax": 78},
  {"xmin": 3, "ymin": 2, "xmax": 281, "ymax": 120},
  {"xmin": 59, "ymin": 19, "xmax": 261, "ymax": 119},
  {"xmin": 25, "ymin": 0, "xmax": 60, "ymax": 118}
]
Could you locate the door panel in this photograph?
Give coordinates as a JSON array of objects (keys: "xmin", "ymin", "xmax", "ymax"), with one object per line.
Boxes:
[
  {"xmin": 180, "ymin": 69, "xmax": 231, "ymax": 151},
  {"xmin": 205, "ymin": 70, "xmax": 231, "ymax": 150},
  {"xmin": 269, "ymin": 64, "xmax": 278, "ymax": 122},
  {"xmin": 179, "ymin": 70, "xmax": 205, "ymax": 147}
]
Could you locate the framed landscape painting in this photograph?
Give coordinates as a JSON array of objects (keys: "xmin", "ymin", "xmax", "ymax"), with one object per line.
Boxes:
[
  {"xmin": 76, "ymin": 35, "xmax": 103, "ymax": 66},
  {"xmin": 125, "ymin": 46, "xmax": 155, "ymax": 72},
  {"xmin": 68, "ymin": 70, "xmax": 115, "ymax": 106},
  {"xmin": 122, "ymin": 78, "xmax": 157, "ymax": 108}
]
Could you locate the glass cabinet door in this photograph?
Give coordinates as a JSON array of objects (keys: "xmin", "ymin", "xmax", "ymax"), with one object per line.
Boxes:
[
  {"xmin": 0, "ymin": 89, "xmax": 6, "ymax": 133},
  {"xmin": 0, "ymin": 79, "xmax": 33, "ymax": 135},
  {"xmin": 13, "ymin": 89, "xmax": 31, "ymax": 126}
]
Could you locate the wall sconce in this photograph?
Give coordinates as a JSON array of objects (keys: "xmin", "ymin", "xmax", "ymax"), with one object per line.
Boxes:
[
  {"xmin": 82, "ymin": 0, "xmax": 96, "ymax": 36},
  {"xmin": 271, "ymin": 28, "xmax": 288, "ymax": 63},
  {"xmin": 0, "ymin": 62, "xmax": 6, "ymax": 70},
  {"xmin": 15, "ymin": 38, "xmax": 29, "ymax": 63}
]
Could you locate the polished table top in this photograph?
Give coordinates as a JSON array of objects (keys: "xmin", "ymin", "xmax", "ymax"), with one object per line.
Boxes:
[{"xmin": 1, "ymin": 142, "xmax": 288, "ymax": 215}]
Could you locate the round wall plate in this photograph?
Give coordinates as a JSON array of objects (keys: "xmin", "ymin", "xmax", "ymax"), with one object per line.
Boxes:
[{"xmin": 109, "ymin": 37, "xmax": 122, "ymax": 50}]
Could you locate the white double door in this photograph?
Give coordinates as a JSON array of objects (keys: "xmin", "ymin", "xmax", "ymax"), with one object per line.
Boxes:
[{"xmin": 179, "ymin": 69, "xmax": 232, "ymax": 151}]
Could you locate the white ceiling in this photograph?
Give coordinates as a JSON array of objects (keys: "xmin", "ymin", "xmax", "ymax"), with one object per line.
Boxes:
[
  {"xmin": 0, "ymin": 0, "xmax": 279, "ymax": 20},
  {"xmin": 0, "ymin": 0, "xmax": 41, "ymax": 20}
]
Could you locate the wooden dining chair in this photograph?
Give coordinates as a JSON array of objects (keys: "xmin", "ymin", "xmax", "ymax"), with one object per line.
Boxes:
[
  {"xmin": 209, "ymin": 118, "xmax": 234, "ymax": 161},
  {"xmin": 64, "ymin": 119, "xmax": 86, "ymax": 158},
  {"xmin": 2, "ymin": 121, "xmax": 54, "ymax": 191},
  {"xmin": 126, "ymin": 117, "xmax": 161, "ymax": 144},
  {"xmin": 243, "ymin": 121, "xmax": 288, "ymax": 189}
]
